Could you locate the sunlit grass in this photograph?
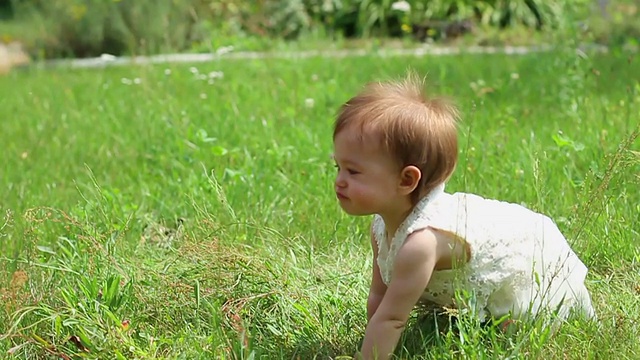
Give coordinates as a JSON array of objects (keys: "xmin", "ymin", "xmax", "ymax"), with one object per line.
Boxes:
[{"xmin": 0, "ymin": 49, "xmax": 638, "ymax": 359}]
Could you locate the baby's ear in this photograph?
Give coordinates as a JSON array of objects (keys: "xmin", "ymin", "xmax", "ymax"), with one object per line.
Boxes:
[{"xmin": 399, "ymin": 165, "xmax": 421, "ymax": 195}]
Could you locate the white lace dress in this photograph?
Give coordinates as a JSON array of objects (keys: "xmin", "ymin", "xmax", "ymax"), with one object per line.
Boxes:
[{"xmin": 373, "ymin": 184, "xmax": 596, "ymax": 322}]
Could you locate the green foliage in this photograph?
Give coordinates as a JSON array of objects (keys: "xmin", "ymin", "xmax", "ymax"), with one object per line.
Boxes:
[
  {"xmin": 268, "ymin": 0, "xmax": 593, "ymax": 38},
  {"xmin": 7, "ymin": 0, "xmax": 595, "ymax": 58},
  {"xmin": 580, "ymin": 0, "xmax": 640, "ymax": 48},
  {"xmin": 8, "ymin": 0, "xmax": 280, "ymax": 58}
]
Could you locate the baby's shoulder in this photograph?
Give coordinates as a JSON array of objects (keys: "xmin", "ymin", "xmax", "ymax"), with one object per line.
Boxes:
[
  {"xmin": 401, "ymin": 226, "xmax": 470, "ymax": 271},
  {"xmin": 396, "ymin": 228, "xmax": 439, "ymax": 261}
]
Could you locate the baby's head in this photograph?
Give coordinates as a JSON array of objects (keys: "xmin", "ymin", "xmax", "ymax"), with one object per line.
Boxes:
[{"xmin": 333, "ymin": 73, "xmax": 459, "ymax": 205}]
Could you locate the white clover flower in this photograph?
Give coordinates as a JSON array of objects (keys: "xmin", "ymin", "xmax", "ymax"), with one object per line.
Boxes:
[
  {"xmin": 121, "ymin": 78, "xmax": 132, "ymax": 85},
  {"xmin": 305, "ymin": 98, "xmax": 315, "ymax": 108},
  {"xmin": 511, "ymin": 73, "xmax": 520, "ymax": 80},
  {"xmin": 164, "ymin": 69, "xmax": 172, "ymax": 75},
  {"xmin": 391, "ymin": 1, "xmax": 410, "ymax": 12},
  {"xmin": 208, "ymin": 71, "xmax": 224, "ymax": 79}
]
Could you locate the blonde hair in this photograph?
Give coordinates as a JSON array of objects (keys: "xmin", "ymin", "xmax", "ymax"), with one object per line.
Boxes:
[{"xmin": 333, "ymin": 73, "xmax": 460, "ymax": 203}]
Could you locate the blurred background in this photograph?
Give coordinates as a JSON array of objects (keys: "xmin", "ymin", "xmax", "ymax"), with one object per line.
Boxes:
[{"xmin": 0, "ymin": 0, "xmax": 638, "ymax": 64}]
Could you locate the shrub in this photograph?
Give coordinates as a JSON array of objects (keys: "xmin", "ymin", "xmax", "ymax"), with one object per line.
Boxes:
[
  {"xmin": 296, "ymin": 0, "xmax": 592, "ymax": 38},
  {"xmin": 8, "ymin": 0, "xmax": 593, "ymax": 58},
  {"xmin": 10, "ymin": 0, "xmax": 263, "ymax": 58},
  {"xmin": 580, "ymin": 0, "xmax": 640, "ymax": 48}
]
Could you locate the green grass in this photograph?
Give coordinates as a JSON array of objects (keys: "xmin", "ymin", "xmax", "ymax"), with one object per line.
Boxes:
[{"xmin": 0, "ymin": 48, "xmax": 639, "ymax": 359}]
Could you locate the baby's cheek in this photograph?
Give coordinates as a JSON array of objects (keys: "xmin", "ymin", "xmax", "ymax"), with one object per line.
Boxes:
[{"xmin": 353, "ymin": 185, "xmax": 380, "ymax": 206}]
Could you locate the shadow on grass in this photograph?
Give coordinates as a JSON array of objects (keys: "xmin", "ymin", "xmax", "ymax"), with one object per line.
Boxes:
[
  {"xmin": 396, "ymin": 310, "xmax": 457, "ymax": 356},
  {"xmin": 263, "ymin": 310, "xmax": 458, "ymax": 358}
]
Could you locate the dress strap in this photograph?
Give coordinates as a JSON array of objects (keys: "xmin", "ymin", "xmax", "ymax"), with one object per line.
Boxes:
[
  {"xmin": 389, "ymin": 183, "xmax": 446, "ymax": 259},
  {"xmin": 375, "ymin": 183, "xmax": 447, "ymax": 284}
]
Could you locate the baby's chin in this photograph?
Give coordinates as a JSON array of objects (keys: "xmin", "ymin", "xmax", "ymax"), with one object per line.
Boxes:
[{"xmin": 338, "ymin": 204, "xmax": 374, "ymax": 217}]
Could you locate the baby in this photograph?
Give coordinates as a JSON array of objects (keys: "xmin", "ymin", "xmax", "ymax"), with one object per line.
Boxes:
[{"xmin": 332, "ymin": 73, "xmax": 596, "ymax": 359}]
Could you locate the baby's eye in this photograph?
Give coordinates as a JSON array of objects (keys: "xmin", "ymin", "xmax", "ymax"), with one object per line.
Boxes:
[{"xmin": 334, "ymin": 163, "xmax": 359, "ymax": 175}]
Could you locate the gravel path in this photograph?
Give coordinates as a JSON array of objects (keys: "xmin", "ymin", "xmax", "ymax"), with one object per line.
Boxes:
[{"xmin": 42, "ymin": 43, "xmax": 609, "ymax": 69}]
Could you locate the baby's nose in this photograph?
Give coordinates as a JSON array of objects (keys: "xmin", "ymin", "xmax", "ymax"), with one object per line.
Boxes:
[{"xmin": 335, "ymin": 173, "xmax": 347, "ymax": 188}]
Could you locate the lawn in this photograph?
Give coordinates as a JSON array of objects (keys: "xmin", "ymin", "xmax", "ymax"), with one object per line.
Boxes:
[{"xmin": 0, "ymin": 48, "xmax": 639, "ymax": 359}]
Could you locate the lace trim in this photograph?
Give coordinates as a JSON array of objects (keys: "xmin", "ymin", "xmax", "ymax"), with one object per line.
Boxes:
[{"xmin": 374, "ymin": 183, "xmax": 446, "ymax": 284}]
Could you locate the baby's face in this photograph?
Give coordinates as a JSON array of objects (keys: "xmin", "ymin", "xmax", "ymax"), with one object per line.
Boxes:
[{"xmin": 332, "ymin": 127, "xmax": 403, "ymax": 216}]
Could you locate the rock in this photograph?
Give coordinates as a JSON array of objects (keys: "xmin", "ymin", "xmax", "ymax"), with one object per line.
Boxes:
[{"xmin": 0, "ymin": 41, "xmax": 30, "ymax": 75}]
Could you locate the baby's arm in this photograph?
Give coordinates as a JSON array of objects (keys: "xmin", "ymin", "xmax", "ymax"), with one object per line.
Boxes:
[
  {"xmin": 358, "ymin": 229, "xmax": 437, "ymax": 360},
  {"xmin": 367, "ymin": 224, "xmax": 387, "ymax": 321}
]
